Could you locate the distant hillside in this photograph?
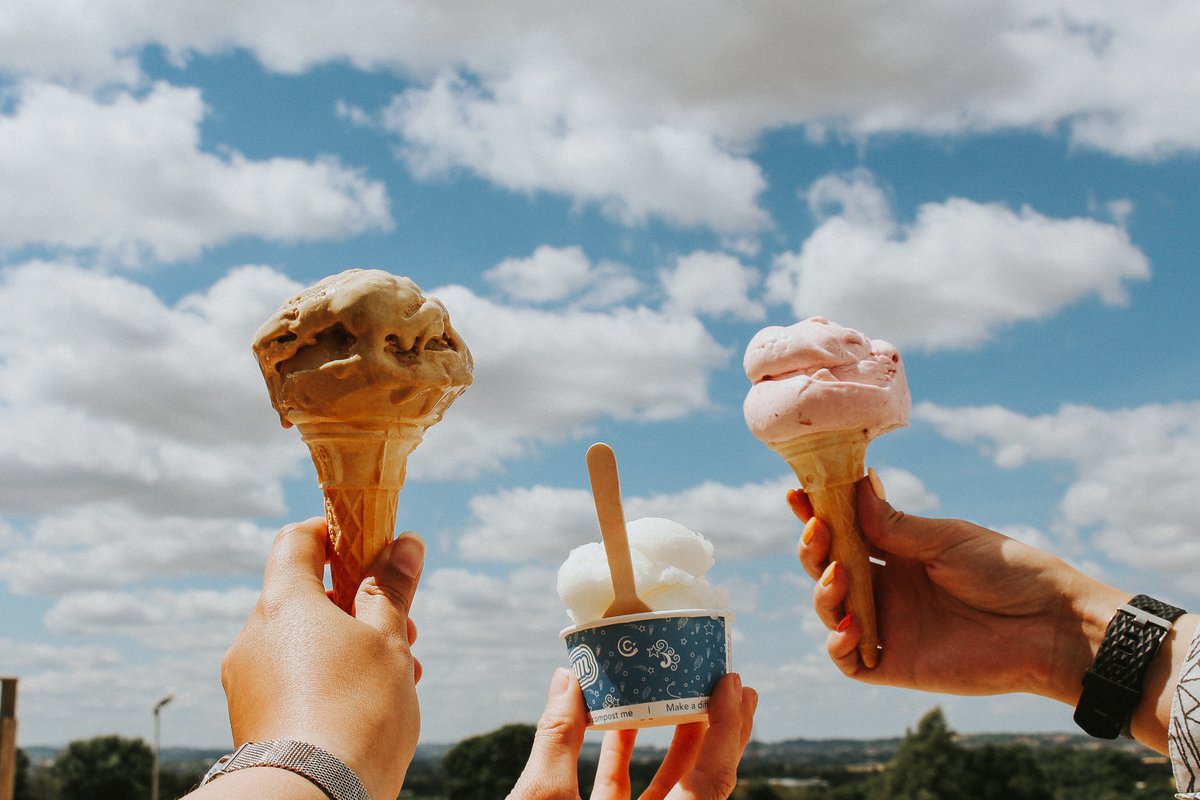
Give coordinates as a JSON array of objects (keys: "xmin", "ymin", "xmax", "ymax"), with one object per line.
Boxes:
[
  {"xmin": 19, "ymin": 729, "xmax": 1157, "ymax": 771},
  {"xmin": 739, "ymin": 730, "xmax": 1158, "ymax": 769}
]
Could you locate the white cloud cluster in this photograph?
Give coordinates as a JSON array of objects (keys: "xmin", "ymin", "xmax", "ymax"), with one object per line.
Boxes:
[
  {"xmin": 0, "ymin": 265, "xmax": 282, "ymax": 744},
  {"xmin": 483, "ymin": 245, "xmax": 641, "ymax": 307},
  {"xmin": 0, "ymin": 508, "xmax": 278, "ymax": 595},
  {"xmin": 767, "ymin": 170, "xmax": 1150, "ymax": 350},
  {"xmin": 408, "ymin": 564, "xmax": 568, "ymax": 740},
  {"xmin": 346, "ymin": 3, "xmax": 1200, "ymax": 227},
  {"xmin": 660, "ymin": 251, "xmax": 766, "ymax": 321},
  {"xmin": 0, "ymin": 261, "xmax": 302, "ymax": 518},
  {"xmin": 916, "ymin": 401, "xmax": 1200, "ymax": 592},
  {"xmin": 46, "ymin": 587, "xmax": 258, "ymax": 650},
  {"xmin": 6, "ymin": 3, "xmax": 1198, "ymax": 236},
  {"xmin": 380, "ymin": 74, "xmax": 771, "ymax": 232},
  {"xmin": 458, "ymin": 468, "xmax": 937, "ymax": 564},
  {"xmin": 14, "ymin": 643, "xmax": 234, "ymax": 748},
  {"xmin": 0, "ymin": 82, "xmax": 391, "ymax": 264},
  {"xmin": 483, "ymin": 245, "xmax": 766, "ymax": 321},
  {"xmin": 423, "ymin": 285, "xmax": 730, "ymax": 476}
]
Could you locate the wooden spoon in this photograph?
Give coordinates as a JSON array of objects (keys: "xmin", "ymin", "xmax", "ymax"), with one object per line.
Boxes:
[{"xmin": 586, "ymin": 442, "xmax": 652, "ymax": 618}]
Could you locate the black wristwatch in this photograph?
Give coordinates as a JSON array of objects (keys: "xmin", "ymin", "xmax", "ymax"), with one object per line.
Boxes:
[{"xmin": 1074, "ymin": 594, "xmax": 1186, "ymax": 739}]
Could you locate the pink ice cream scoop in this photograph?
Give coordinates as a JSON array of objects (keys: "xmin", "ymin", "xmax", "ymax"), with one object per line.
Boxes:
[
  {"xmin": 743, "ymin": 317, "xmax": 910, "ymax": 442},
  {"xmin": 743, "ymin": 317, "xmax": 910, "ymax": 668}
]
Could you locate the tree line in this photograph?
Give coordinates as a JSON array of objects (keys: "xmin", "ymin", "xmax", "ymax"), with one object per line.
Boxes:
[{"xmin": 12, "ymin": 707, "xmax": 1175, "ymax": 799}]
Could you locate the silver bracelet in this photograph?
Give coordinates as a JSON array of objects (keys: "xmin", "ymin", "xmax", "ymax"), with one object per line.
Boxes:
[{"xmin": 199, "ymin": 739, "xmax": 369, "ymax": 800}]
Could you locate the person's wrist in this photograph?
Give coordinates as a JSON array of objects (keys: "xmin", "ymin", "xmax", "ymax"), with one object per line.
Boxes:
[
  {"xmin": 300, "ymin": 732, "xmax": 407, "ymax": 800},
  {"xmin": 225, "ymin": 727, "xmax": 407, "ymax": 800},
  {"xmin": 1042, "ymin": 575, "xmax": 1128, "ymax": 705}
]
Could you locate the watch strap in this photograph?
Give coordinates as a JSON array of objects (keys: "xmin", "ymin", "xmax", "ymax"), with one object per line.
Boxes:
[
  {"xmin": 1074, "ymin": 594, "xmax": 1186, "ymax": 739},
  {"xmin": 199, "ymin": 739, "xmax": 369, "ymax": 800}
]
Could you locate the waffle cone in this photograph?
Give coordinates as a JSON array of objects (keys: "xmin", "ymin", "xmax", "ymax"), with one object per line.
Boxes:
[
  {"xmin": 294, "ymin": 418, "xmax": 426, "ymax": 612},
  {"xmin": 772, "ymin": 428, "xmax": 879, "ymax": 668}
]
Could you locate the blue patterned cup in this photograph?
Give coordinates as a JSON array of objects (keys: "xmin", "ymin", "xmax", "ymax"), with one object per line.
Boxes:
[{"xmin": 561, "ymin": 609, "xmax": 733, "ymax": 729}]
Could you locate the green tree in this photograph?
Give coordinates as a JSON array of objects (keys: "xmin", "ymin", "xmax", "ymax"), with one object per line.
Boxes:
[
  {"xmin": 962, "ymin": 743, "xmax": 1050, "ymax": 800},
  {"xmin": 158, "ymin": 765, "xmax": 205, "ymax": 800},
  {"xmin": 442, "ymin": 723, "xmax": 536, "ymax": 800},
  {"xmin": 14, "ymin": 750, "xmax": 59, "ymax": 800},
  {"xmin": 742, "ymin": 778, "xmax": 779, "ymax": 799},
  {"xmin": 869, "ymin": 707, "xmax": 969, "ymax": 800},
  {"xmin": 52, "ymin": 734, "xmax": 153, "ymax": 800},
  {"xmin": 13, "ymin": 748, "xmax": 30, "ymax": 799},
  {"xmin": 1036, "ymin": 745, "xmax": 1171, "ymax": 800}
]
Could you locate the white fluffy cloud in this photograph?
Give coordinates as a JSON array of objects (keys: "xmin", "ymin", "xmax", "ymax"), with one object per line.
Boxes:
[
  {"xmin": 409, "ymin": 564, "xmax": 568, "ymax": 740},
  {"xmin": 660, "ymin": 251, "xmax": 766, "ymax": 321},
  {"xmin": 767, "ymin": 170, "xmax": 1149, "ymax": 350},
  {"xmin": 45, "ymin": 587, "xmax": 258, "ymax": 650},
  {"xmin": 0, "ymin": 261, "xmax": 303, "ymax": 517},
  {"xmin": 380, "ymin": 73, "xmax": 771, "ymax": 232},
  {"xmin": 0, "ymin": 506, "xmax": 277, "ymax": 595},
  {"xmin": 5, "ymin": 4, "xmax": 1200, "ymax": 234},
  {"xmin": 0, "ymin": 82, "xmax": 391, "ymax": 263},
  {"xmin": 482, "ymin": 245, "xmax": 642, "ymax": 307},
  {"xmin": 915, "ymin": 401, "xmax": 1200, "ymax": 591},
  {"xmin": 0, "ymin": 261, "xmax": 300, "ymax": 599},
  {"xmin": 422, "ymin": 285, "xmax": 730, "ymax": 476},
  {"xmin": 12, "ymin": 642, "xmax": 233, "ymax": 748},
  {"xmin": 458, "ymin": 468, "xmax": 937, "ymax": 563}
]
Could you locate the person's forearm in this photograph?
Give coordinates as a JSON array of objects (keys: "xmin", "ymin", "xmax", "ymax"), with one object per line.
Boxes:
[{"xmin": 184, "ymin": 766, "xmax": 329, "ymax": 799}]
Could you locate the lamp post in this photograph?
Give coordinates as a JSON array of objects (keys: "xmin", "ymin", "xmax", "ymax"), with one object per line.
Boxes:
[{"xmin": 151, "ymin": 693, "xmax": 174, "ymax": 800}]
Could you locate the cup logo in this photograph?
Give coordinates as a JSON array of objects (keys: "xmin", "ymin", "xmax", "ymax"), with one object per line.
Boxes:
[
  {"xmin": 617, "ymin": 637, "xmax": 639, "ymax": 657},
  {"xmin": 569, "ymin": 643, "xmax": 600, "ymax": 689}
]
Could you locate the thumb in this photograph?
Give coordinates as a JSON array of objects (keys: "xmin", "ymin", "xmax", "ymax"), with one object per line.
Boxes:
[
  {"xmin": 354, "ymin": 533, "xmax": 425, "ymax": 640},
  {"xmin": 507, "ymin": 669, "xmax": 586, "ymax": 800},
  {"xmin": 856, "ymin": 476, "xmax": 977, "ymax": 561}
]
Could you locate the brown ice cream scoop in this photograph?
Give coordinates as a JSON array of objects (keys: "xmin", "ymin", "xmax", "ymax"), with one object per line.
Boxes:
[
  {"xmin": 253, "ymin": 268, "xmax": 473, "ymax": 429},
  {"xmin": 252, "ymin": 268, "xmax": 473, "ymax": 611}
]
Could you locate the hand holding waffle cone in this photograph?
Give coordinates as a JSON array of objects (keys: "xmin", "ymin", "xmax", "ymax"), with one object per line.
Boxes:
[
  {"xmin": 743, "ymin": 317, "xmax": 909, "ymax": 668},
  {"xmin": 253, "ymin": 269, "xmax": 472, "ymax": 612}
]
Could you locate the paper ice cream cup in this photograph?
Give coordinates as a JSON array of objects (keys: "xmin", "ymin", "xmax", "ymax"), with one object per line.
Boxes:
[{"xmin": 560, "ymin": 609, "xmax": 733, "ymax": 730}]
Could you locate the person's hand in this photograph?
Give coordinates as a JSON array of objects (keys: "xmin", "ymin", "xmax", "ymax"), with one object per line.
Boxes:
[
  {"xmin": 215, "ymin": 517, "xmax": 425, "ymax": 800},
  {"xmin": 794, "ymin": 473, "xmax": 1127, "ymax": 706},
  {"xmin": 508, "ymin": 669, "xmax": 758, "ymax": 800}
]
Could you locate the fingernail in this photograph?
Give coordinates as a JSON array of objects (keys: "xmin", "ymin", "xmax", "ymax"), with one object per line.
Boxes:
[
  {"xmin": 801, "ymin": 517, "xmax": 818, "ymax": 545},
  {"xmin": 867, "ymin": 467, "xmax": 886, "ymax": 501},
  {"xmin": 820, "ymin": 561, "xmax": 838, "ymax": 586},
  {"xmin": 390, "ymin": 533, "xmax": 425, "ymax": 578},
  {"xmin": 549, "ymin": 667, "xmax": 572, "ymax": 696},
  {"xmin": 786, "ymin": 488, "xmax": 812, "ymax": 520},
  {"xmin": 837, "ymin": 613, "xmax": 854, "ymax": 632}
]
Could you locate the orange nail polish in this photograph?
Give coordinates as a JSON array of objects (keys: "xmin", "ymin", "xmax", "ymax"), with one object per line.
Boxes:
[
  {"xmin": 786, "ymin": 488, "xmax": 813, "ymax": 521},
  {"xmin": 836, "ymin": 613, "xmax": 854, "ymax": 632},
  {"xmin": 801, "ymin": 518, "xmax": 818, "ymax": 545},
  {"xmin": 820, "ymin": 561, "xmax": 838, "ymax": 586}
]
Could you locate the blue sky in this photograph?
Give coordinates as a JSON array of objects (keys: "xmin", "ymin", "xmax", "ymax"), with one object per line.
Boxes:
[{"xmin": 2, "ymin": 3, "xmax": 1199, "ymax": 751}]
